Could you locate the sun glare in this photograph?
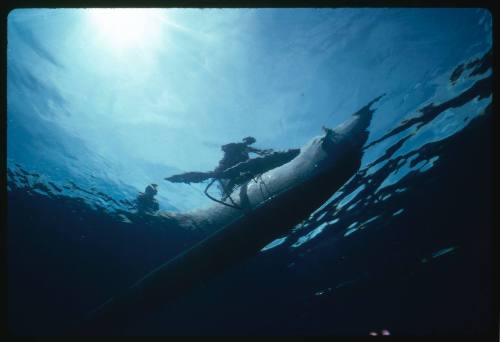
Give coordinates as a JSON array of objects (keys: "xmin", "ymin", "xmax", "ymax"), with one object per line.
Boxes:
[{"xmin": 87, "ymin": 8, "xmax": 163, "ymax": 50}]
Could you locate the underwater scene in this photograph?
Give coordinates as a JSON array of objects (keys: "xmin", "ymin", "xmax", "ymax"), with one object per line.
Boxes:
[{"xmin": 6, "ymin": 8, "xmax": 494, "ymax": 336}]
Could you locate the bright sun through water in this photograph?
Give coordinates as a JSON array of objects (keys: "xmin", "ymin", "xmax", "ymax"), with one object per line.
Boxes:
[{"xmin": 87, "ymin": 8, "xmax": 163, "ymax": 50}]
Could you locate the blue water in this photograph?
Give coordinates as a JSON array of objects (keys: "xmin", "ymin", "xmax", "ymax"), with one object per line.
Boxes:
[{"xmin": 6, "ymin": 8, "xmax": 494, "ymax": 335}]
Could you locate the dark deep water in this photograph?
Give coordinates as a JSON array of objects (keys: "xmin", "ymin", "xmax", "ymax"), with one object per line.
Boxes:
[{"xmin": 7, "ymin": 46, "xmax": 495, "ymax": 336}]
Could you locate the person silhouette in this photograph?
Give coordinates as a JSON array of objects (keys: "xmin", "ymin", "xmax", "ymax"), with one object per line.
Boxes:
[{"xmin": 136, "ymin": 183, "xmax": 159, "ymax": 214}]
